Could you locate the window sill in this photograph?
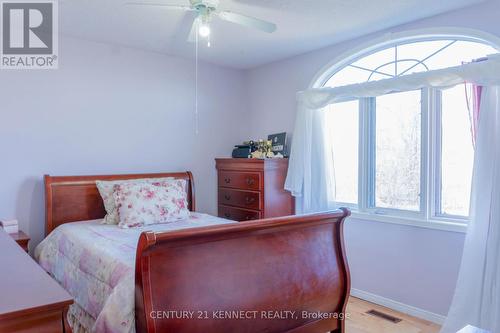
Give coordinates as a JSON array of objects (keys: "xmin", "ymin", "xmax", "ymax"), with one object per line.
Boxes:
[{"xmin": 348, "ymin": 211, "xmax": 468, "ymax": 233}]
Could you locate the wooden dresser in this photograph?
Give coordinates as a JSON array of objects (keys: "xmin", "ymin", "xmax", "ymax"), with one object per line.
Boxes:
[
  {"xmin": 0, "ymin": 229, "xmax": 72, "ymax": 333},
  {"xmin": 216, "ymin": 158, "xmax": 294, "ymax": 221}
]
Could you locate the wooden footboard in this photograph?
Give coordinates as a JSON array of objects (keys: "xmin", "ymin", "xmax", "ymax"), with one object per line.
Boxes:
[{"xmin": 135, "ymin": 208, "xmax": 351, "ymax": 333}]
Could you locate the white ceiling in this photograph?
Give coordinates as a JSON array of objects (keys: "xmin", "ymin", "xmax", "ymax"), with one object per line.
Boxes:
[{"xmin": 59, "ymin": 0, "xmax": 485, "ymax": 69}]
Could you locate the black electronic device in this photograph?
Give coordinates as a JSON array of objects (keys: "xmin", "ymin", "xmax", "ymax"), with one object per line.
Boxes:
[{"xmin": 231, "ymin": 141, "xmax": 257, "ymax": 158}]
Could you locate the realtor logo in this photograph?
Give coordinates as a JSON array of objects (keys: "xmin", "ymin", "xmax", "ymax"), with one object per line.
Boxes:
[{"xmin": 1, "ymin": 1, "xmax": 58, "ymax": 69}]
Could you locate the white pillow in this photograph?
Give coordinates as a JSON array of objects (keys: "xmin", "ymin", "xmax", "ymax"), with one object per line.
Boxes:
[
  {"xmin": 96, "ymin": 177, "xmax": 175, "ymax": 224},
  {"xmin": 114, "ymin": 179, "xmax": 190, "ymax": 228}
]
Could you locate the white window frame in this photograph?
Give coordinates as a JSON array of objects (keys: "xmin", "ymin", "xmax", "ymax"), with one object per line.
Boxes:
[
  {"xmin": 312, "ymin": 28, "xmax": 500, "ymax": 233},
  {"xmin": 327, "ymin": 97, "xmax": 362, "ymax": 211},
  {"xmin": 342, "ymin": 88, "xmax": 471, "ymax": 232},
  {"xmin": 310, "ymin": 28, "xmax": 500, "ymax": 89},
  {"xmin": 328, "ymin": 87, "xmax": 472, "ymax": 232},
  {"xmin": 363, "ymin": 89, "xmax": 428, "ymax": 220},
  {"xmin": 431, "ymin": 89, "xmax": 474, "ymax": 222}
]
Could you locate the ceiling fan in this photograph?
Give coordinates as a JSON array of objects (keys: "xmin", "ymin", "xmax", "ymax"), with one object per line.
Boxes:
[{"xmin": 127, "ymin": 0, "xmax": 277, "ymax": 43}]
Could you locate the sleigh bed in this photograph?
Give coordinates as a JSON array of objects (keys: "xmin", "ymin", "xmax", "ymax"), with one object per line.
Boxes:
[{"xmin": 39, "ymin": 171, "xmax": 351, "ymax": 333}]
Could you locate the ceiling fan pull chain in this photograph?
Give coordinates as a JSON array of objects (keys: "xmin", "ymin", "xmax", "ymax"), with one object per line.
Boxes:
[{"xmin": 195, "ymin": 18, "xmax": 199, "ymax": 135}]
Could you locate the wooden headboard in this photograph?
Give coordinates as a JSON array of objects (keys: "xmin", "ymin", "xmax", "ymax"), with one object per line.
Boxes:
[{"xmin": 44, "ymin": 172, "xmax": 195, "ymax": 236}]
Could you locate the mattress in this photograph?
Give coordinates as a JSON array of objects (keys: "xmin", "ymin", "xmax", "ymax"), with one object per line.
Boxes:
[{"xmin": 34, "ymin": 212, "xmax": 234, "ymax": 333}]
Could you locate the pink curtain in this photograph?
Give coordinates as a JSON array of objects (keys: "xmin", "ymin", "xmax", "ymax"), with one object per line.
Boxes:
[{"xmin": 465, "ymin": 83, "xmax": 483, "ymax": 148}]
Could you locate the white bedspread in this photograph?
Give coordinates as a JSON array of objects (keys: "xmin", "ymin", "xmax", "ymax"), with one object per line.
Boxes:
[{"xmin": 34, "ymin": 213, "xmax": 234, "ymax": 333}]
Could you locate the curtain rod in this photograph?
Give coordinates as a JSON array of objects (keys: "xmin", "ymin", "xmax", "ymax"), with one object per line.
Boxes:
[{"xmin": 298, "ymin": 54, "xmax": 500, "ymax": 109}]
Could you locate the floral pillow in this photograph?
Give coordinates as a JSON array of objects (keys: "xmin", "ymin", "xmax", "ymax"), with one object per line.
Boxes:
[
  {"xmin": 96, "ymin": 177, "xmax": 174, "ymax": 225},
  {"xmin": 113, "ymin": 179, "xmax": 190, "ymax": 228}
]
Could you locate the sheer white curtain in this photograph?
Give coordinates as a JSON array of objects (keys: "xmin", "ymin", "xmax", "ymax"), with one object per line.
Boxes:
[
  {"xmin": 284, "ymin": 100, "xmax": 336, "ymax": 213},
  {"xmin": 440, "ymin": 86, "xmax": 500, "ymax": 333},
  {"xmin": 285, "ymin": 55, "xmax": 500, "ymax": 213}
]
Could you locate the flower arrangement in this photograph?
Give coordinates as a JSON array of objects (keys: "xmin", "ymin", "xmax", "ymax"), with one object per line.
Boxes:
[{"xmin": 251, "ymin": 140, "xmax": 276, "ymax": 159}]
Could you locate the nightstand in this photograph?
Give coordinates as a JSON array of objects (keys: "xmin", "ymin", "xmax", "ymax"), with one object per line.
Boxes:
[{"xmin": 10, "ymin": 230, "xmax": 30, "ymax": 252}]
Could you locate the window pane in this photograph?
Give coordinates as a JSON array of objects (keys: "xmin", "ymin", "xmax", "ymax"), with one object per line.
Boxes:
[
  {"xmin": 395, "ymin": 61, "xmax": 427, "ymax": 76},
  {"xmin": 326, "ymin": 100, "xmax": 359, "ymax": 204},
  {"xmin": 396, "ymin": 40, "xmax": 454, "ymax": 72},
  {"xmin": 351, "ymin": 47, "xmax": 395, "ymax": 71},
  {"xmin": 440, "ymin": 85, "xmax": 474, "ymax": 216},
  {"xmin": 324, "ymin": 66, "xmax": 370, "ymax": 87},
  {"xmin": 325, "ymin": 39, "xmax": 497, "ymax": 87},
  {"xmin": 375, "ymin": 90, "xmax": 421, "ymax": 211},
  {"xmin": 424, "ymin": 41, "xmax": 497, "ymax": 71}
]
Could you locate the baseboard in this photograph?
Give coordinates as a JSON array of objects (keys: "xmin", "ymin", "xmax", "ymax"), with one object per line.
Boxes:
[{"xmin": 350, "ymin": 288, "xmax": 446, "ymax": 325}]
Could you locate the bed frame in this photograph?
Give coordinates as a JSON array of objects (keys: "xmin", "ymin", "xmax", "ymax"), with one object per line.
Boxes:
[
  {"xmin": 44, "ymin": 172, "xmax": 195, "ymax": 235},
  {"xmin": 44, "ymin": 172, "xmax": 351, "ymax": 333}
]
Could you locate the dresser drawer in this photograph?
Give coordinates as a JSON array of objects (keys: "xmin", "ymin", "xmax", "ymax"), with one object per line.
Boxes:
[
  {"xmin": 218, "ymin": 171, "xmax": 261, "ymax": 190},
  {"xmin": 218, "ymin": 205, "xmax": 261, "ymax": 221},
  {"xmin": 218, "ymin": 189, "xmax": 261, "ymax": 210}
]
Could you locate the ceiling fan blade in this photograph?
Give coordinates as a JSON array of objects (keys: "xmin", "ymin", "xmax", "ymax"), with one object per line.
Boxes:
[
  {"xmin": 217, "ymin": 11, "xmax": 276, "ymax": 33},
  {"xmin": 125, "ymin": 2, "xmax": 193, "ymax": 10},
  {"xmin": 187, "ymin": 16, "xmax": 200, "ymax": 43}
]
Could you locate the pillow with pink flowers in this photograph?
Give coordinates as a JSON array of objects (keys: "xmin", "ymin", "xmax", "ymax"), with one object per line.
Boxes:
[
  {"xmin": 96, "ymin": 177, "xmax": 174, "ymax": 225},
  {"xmin": 113, "ymin": 179, "xmax": 190, "ymax": 228}
]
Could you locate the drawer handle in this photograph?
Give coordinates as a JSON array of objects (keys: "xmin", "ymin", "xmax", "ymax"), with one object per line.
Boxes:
[
  {"xmin": 246, "ymin": 215, "xmax": 253, "ymax": 220},
  {"xmin": 224, "ymin": 213, "xmax": 231, "ymax": 218},
  {"xmin": 246, "ymin": 178, "xmax": 255, "ymax": 186},
  {"xmin": 224, "ymin": 178, "xmax": 231, "ymax": 184},
  {"xmin": 245, "ymin": 197, "xmax": 255, "ymax": 205},
  {"xmin": 224, "ymin": 194, "xmax": 231, "ymax": 201}
]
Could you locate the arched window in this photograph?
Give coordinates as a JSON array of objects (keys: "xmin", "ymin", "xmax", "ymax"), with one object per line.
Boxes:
[
  {"xmin": 325, "ymin": 39, "xmax": 497, "ymax": 87},
  {"xmin": 318, "ymin": 33, "xmax": 498, "ymax": 226}
]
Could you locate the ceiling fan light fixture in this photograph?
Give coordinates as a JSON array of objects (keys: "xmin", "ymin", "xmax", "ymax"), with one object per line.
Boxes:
[
  {"xmin": 198, "ymin": 23, "xmax": 210, "ymax": 37},
  {"xmin": 127, "ymin": 0, "xmax": 277, "ymax": 44}
]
